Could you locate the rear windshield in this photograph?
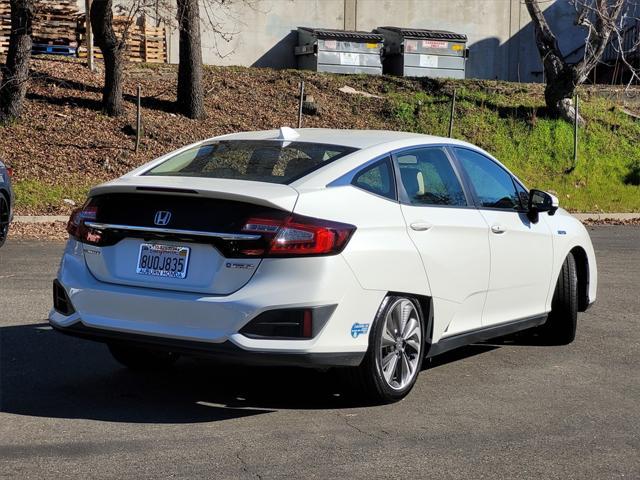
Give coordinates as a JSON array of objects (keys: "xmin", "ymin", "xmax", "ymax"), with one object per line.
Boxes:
[{"xmin": 144, "ymin": 140, "xmax": 357, "ymax": 184}]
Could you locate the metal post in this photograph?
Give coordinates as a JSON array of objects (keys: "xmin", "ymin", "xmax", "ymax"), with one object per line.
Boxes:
[
  {"xmin": 135, "ymin": 85, "xmax": 142, "ymax": 153},
  {"xmin": 573, "ymin": 93, "xmax": 579, "ymax": 167},
  {"xmin": 448, "ymin": 89, "xmax": 456, "ymax": 138},
  {"xmin": 85, "ymin": 0, "xmax": 94, "ymax": 72},
  {"xmin": 297, "ymin": 80, "xmax": 305, "ymax": 129}
]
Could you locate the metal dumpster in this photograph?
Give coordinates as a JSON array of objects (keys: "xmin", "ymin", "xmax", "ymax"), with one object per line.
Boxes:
[
  {"xmin": 375, "ymin": 27, "xmax": 468, "ymax": 79},
  {"xmin": 295, "ymin": 27, "xmax": 384, "ymax": 75}
]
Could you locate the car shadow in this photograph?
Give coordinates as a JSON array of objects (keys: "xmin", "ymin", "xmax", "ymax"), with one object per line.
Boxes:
[
  {"xmin": 1, "ymin": 323, "xmax": 526, "ymax": 422},
  {"xmin": 0, "ymin": 323, "xmax": 351, "ymax": 423},
  {"xmin": 423, "ymin": 330, "xmax": 553, "ymax": 370},
  {"xmin": 424, "ymin": 344, "xmax": 499, "ymax": 370}
]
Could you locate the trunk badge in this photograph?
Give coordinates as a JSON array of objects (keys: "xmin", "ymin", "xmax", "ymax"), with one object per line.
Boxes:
[{"xmin": 154, "ymin": 211, "xmax": 172, "ymax": 226}]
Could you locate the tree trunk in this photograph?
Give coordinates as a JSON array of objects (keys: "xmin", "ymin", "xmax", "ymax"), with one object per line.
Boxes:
[
  {"xmin": 90, "ymin": 0, "xmax": 125, "ymax": 116},
  {"xmin": 524, "ymin": 0, "xmax": 583, "ymax": 124},
  {"xmin": 525, "ymin": 0, "xmax": 627, "ymax": 125},
  {"xmin": 0, "ymin": 0, "xmax": 34, "ymax": 123},
  {"xmin": 176, "ymin": 0, "xmax": 204, "ymax": 120},
  {"xmin": 544, "ymin": 67, "xmax": 583, "ymax": 126}
]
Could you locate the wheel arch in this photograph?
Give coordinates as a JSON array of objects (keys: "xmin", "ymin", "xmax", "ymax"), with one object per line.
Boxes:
[
  {"xmin": 569, "ymin": 246, "xmax": 590, "ymax": 312},
  {"xmin": 385, "ymin": 292, "xmax": 433, "ymax": 346}
]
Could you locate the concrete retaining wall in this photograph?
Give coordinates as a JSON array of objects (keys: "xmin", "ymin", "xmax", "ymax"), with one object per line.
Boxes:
[{"xmin": 168, "ymin": 0, "xmax": 587, "ymax": 82}]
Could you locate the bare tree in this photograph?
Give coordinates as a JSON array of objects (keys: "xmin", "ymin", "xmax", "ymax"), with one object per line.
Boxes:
[
  {"xmin": 174, "ymin": 0, "xmax": 260, "ymax": 119},
  {"xmin": 0, "ymin": 0, "xmax": 34, "ymax": 123},
  {"xmin": 176, "ymin": 0, "xmax": 204, "ymax": 119},
  {"xmin": 88, "ymin": 0, "xmax": 257, "ymax": 120},
  {"xmin": 91, "ymin": 0, "xmax": 127, "ymax": 116},
  {"xmin": 525, "ymin": 0, "xmax": 639, "ymax": 124}
]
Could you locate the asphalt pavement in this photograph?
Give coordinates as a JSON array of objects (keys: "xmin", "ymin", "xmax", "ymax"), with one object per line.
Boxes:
[{"xmin": 0, "ymin": 226, "xmax": 639, "ymax": 479}]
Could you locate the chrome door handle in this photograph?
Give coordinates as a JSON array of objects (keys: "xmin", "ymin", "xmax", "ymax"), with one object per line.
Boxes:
[
  {"xmin": 491, "ymin": 224, "xmax": 506, "ymax": 234},
  {"xmin": 410, "ymin": 222, "xmax": 432, "ymax": 231}
]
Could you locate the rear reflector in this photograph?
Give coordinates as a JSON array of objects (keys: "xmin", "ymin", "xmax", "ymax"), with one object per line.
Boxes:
[
  {"xmin": 240, "ymin": 305, "xmax": 337, "ymax": 339},
  {"xmin": 240, "ymin": 308, "xmax": 315, "ymax": 339},
  {"xmin": 302, "ymin": 309, "xmax": 313, "ymax": 338}
]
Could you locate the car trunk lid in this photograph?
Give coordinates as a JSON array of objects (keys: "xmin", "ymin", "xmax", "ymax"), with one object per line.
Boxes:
[{"xmin": 81, "ymin": 178, "xmax": 298, "ymax": 295}]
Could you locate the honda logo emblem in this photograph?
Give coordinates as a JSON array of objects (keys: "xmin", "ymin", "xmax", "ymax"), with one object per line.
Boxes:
[{"xmin": 154, "ymin": 211, "xmax": 172, "ymax": 226}]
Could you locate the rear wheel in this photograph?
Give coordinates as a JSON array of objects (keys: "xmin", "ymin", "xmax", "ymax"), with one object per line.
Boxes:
[
  {"xmin": 0, "ymin": 193, "xmax": 10, "ymax": 248},
  {"xmin": 342, "ymin": 296, "xmax": 424, "ymax": 404},
  {"xmin": 536, "ymin": 253, "xmax": 578, "ymax": 345},
  {"xmin": 107, "ymin": 343, "xmax": 180, "ymax": 371}
]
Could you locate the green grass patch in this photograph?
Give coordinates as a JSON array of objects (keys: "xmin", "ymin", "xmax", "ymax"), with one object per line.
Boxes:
[
  {"xmin": 388, "ymin": 87, "xmax": 640, "ymax": 212},
  {"xmin": 14, "ymin": 179, "xmax": 91, "ymax": 214},
  {"xmin": 8, "ymin": 62, "xmax": 639, "ymax": 214}
]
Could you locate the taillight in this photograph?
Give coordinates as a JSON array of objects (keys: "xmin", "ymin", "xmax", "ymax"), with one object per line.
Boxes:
[
  {"xmin": 67, "ymin": 202, "xmax": 103, "ymax": 245},
  {"xmin": 241, "ymin": 214, "xmax": 355, "ymax": 257},
  {"xmin": 5, "ymin": 167, "xmax": 13, "ymax": 177}
]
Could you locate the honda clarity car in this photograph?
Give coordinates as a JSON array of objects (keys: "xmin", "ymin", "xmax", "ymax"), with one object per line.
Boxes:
[
  {"xmin": 0, "ymin": 159, "xmax": 14, "ymax": 247},
  {"xmin": 50, "ymin": 128, "xmax": 597, "ymax": 403}
]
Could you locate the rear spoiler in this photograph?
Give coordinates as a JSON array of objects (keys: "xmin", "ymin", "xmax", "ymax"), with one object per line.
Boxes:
[{"xmin": 89, "ymin": 176, "xmax": 300, "ymax": 212}]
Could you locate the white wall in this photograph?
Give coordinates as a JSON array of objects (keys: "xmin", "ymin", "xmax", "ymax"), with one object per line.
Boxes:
[
  {"xmin": 78, "ymin": 0, "xmax": 591, "ymax": 82},
  {"xmin": 355, "ymin": 0, "xmax": 514, "ymax": 80},
  {"xmin": 169, "ymin": 0, "xmax": 346, "ymax": 68}
]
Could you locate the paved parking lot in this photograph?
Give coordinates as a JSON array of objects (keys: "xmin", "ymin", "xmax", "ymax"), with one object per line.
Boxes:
[{"xmin": 1, "ymin": 226, "xmax": 639, "ymax": 479}]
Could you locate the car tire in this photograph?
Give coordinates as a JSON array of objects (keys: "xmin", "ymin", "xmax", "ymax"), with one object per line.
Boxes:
[
  {"xmin": 107, "ymin": 343, "xmax": 180, "ymax": 371},
  {"xmin": 341, "ymin": 295, "xmax": 425, "ymax": 404},
  {"xmin": 0, "ymin": 193, "xmax": 10, "ymax": 248},
  {"xmin": 536, "ymin": 253, "xmax": 578, "ymax": 345}
]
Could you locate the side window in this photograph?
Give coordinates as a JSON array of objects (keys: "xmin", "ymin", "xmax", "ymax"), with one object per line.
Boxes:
[
  {"xmin": 454, "ymin": 148, "xmax": 520, "ymax": 210},
  {"xmin": 351, "ymin": 157, "xmax": 396, "ymax": 200},
  {"xmin": 395, "ymin": 147, "xmax": 466, "ymax": 206}
]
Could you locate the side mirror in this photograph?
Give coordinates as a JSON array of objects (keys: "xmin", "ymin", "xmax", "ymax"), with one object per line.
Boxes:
[{"xmin": 528, "ymin": 189, "xmax": 559, "ymax": 223}]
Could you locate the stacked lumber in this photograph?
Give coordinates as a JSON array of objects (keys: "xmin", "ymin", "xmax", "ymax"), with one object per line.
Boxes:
[
  {"xmin": 32, "ymin": 0, "xmax": 79, "ymax": 50},
  {"xmin": 0, "ymin": 1, "xmax": 9, "ymax": 54},
  {"xmin": 0, "ymin": 2, "xmax": 164, "ymax": 63},
  {"xmin": 128, "ymin": 21, "xmax": 167, "ymax": 63},
  {"xmin": 78, "ymin": 16, "xmax": 167, "ymax": 63},
  {"xmin": 0, "ymin": 0, "xmax": 80, "ymax": 56}
]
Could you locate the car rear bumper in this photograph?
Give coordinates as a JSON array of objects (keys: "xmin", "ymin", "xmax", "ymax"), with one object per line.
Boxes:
[
  {"xmin": 49, "ymin": 239, "xmax": 384, "ymax": 367},
  {"xmin": 50, "ymin": 320, "xmax": 365, "ymax": 367}
]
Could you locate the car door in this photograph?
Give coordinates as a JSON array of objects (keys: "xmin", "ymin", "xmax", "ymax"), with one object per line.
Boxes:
[
  {"xmin": 394, "ymin": 146, "xmax": 491, "ymax": 341},
  {"xmin": 451, "ymin": 147, "xmax": 553, "ymax": 327}
]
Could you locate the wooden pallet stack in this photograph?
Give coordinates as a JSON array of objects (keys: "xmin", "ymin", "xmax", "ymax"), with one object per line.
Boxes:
[
  {"xmin": 78, "ymin": 15, "xmax": 167, "ymax": 63},
  {"xmin": 0, "ymin": 1, "xmax": 10, "ymax": 55},
  {"xmin": 128, "ymin": 20, "xmax": 166, "ymax": 63},
  {"xmin": 0, "ymin": 2, "xmax": 165, "ymax": 63},
  {"xmin": 0, "ymin": 0, "xmax": 80, "ymax": 56},
  {"xmin": 32, "ymin": 0, "xmax": 79, "ymax": 54}
]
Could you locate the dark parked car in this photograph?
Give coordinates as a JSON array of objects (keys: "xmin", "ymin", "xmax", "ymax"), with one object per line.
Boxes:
[{"xmin": 0, "ymin": 159, "xmax": 14, "ymax": 247}]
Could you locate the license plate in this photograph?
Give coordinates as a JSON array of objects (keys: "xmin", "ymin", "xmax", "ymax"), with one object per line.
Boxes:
[{"xmin": 136, "ymin": 244, "xmax": 190, "ymax": 279}]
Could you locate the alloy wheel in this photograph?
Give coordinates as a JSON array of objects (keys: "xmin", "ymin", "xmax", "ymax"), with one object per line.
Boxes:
[{"xmin": 377, "ymin": 298, "xmax": 422, "ymax": 391}]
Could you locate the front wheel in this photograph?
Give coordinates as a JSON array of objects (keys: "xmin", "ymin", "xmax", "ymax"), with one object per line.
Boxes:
[
  {"xmin": 107, "ymin": 342, "xmax": 180, "ymax": 371},
  {"xmin": 342, "ymin": 296, "xmax": 425, "ymax": 404},
  {"xmin": 535, "ymin": 252, "xmax": 578, "ymax": 345}
]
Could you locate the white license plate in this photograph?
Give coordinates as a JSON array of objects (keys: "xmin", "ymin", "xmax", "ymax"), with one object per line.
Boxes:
[{"xmin": 136, "ymin": 244, "xmax": 190, "ymax": 279}]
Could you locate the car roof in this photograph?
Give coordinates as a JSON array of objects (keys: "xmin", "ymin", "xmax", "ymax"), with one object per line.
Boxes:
[
  {"xmin": 124, "ymin": 127, "xmax": 512, "ymax": 191},
  {"xmin": 214, "ymin": 128, "xmax": 459, "ymax": 150},
  {"xmin": 206, "ymin": 127, "xmax": 502, "ymax": 189}
]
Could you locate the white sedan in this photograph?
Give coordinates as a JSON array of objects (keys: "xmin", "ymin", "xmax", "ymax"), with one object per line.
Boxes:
[{"xmin": 50, "ymin": 128, "xmax": 597, "ymax": 403}]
